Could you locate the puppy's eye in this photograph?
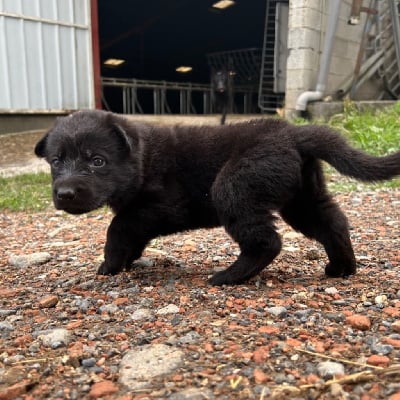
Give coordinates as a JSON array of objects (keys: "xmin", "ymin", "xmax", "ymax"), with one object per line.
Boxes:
[
  {"xmin": 92, "ymin": 156, "xmax": 106, "ymax": 167},
  {"xmin": 51, "ymin": 158, "xmax": 61, "ymax": 168}
]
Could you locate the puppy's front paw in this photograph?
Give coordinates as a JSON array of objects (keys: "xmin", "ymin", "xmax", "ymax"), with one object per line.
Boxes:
[
  {"xmin": 325, "ymin": 262, "xmax": 356, "ymax": 277},
  {"xmin": 209, "ymin": 270, "xmax": 240, "ymax": 286},
  {"xmin": 97, "ymin": 261, "xmax": 120, "ymax": 276}
]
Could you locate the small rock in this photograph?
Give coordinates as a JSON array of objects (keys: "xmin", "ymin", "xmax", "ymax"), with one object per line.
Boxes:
[
  {"xmin": 38, "ymin": 295, "xmax": 59, "ymax": 308},
  {"xmin": 89, "ymin": 380, "xmax": 119, "ymax": 398},
  {"xmin": 119, "ymin": 344, "xmax": 184, "ymax": 390},
  {"xmin": 330, "ymin": 382, "xmax": 346, "ymax": 397},
  {"xmin": 375, "ymin": 295, "xmax": 388, "ymax": 305},
  {"xmin": 0, "ymin": 321, "xmax": 14, "ymax": 331},
  {"xmin": 345, "ymin": 315, "xmax": 371, "ymax": 331},
  {"xmin": 253, "ymin": 367, "xmax": 269, "ymax": 384},
  {"xmin": 370, "ymin": 340, "xmax": 393, "ymax": 355},
  {"xmin": 306, "ymin": 249, "xmax": 320, "ymax": 260},
  {"xmin": 8, "ymin": 252, "xmax": 51, "ymax": 268},
  {"xmin": 132, "ymin": 257, "xmax": 155, "ymax": 268},
  {"xmin": 156, "ymin": 304, "xmax": 180, "ymax": 315},
  {"xmin": 82, "ymin": 358, "xmax": 97, "ymax": 368},
  {"xmin": 266, "ymin": 306, "xmax": 287, "ymax": 318},
  {"xmin": 178, "ymin": 331, "xmax": 201, "ymax": 345},
  {"xmin": 0, "ymin": 379, "xmax": 31, "ymax": 400},
  {"xmin": 168, "ymin": 388, "xmax": 215, "ymax": 400},
  {"xmin": 367, "ymin": 354, "xmax": 390, "ymax": 367},
  {"xmin": 392, "ymin": 321, "xmax": 400, "ymax": 333},
  {"xmin": 0, "ymin": 309, "xmax": 17, "ymax": 317},
  {"xmin": 317, "ymin": 361, "xmax": 345, "ymax": 379},
  {"xmin": 38, "ymin": 328, "xmax": 71, "ymax": 348},
  {"xmin": 131, "ymin": 308, "xmax": 153, "ymax": 321},
  {"xmin": 325, "ymin": 287, "xmax": 338, "ymax": 295},
  {"xmin": 99, "ymin": 304, "xmax": 119, "ymax": 314}
]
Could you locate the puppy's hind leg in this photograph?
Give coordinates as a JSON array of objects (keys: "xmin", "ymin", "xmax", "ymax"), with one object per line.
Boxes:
[
  {"xmin": 280, "ymin": 160, "xmax": 356, "ymax": 277},
  {"xmin": 210, "ymin": 171, "xmax": 282, "ymax": 285},
  {"xmin": 209, "ymin": 214, "xmax": 282, "ymax": 285}
]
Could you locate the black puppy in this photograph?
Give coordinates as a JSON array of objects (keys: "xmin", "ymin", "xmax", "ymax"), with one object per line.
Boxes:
[
  {"xmin": 211, "ymin": 68, "xmax": 234, "ymax": 125},
  {"xmin": 35, "ymin": 110, "xmax": 400, "ymax": 285}
]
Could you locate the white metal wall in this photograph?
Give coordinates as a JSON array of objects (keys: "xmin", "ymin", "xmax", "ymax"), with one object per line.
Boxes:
[{"xmin": 0, "ymin": 0, "xmax": 94, "ymax": 111}]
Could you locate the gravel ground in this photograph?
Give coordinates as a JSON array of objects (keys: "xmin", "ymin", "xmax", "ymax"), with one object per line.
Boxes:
[{"xmin": 1, "ymin": 187, "xmax": 400, "ymax": 399}]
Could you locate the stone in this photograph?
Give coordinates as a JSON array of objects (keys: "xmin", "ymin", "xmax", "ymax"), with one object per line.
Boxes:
[
  {"xmin": 8, "ymin": 252, "xmax": 51, "ymax": 268},
  {"xmin": 345, "ymin": 315, "xmax": 371, "ymax": 331},
  {"xmin": 89, "ymin": 380, "xmax": 119, "ymax": 398},
  {"xmin": 156, "ymin": 304, "xmax": 180, "ymax": 315},
  {"xmin": 266, "ymin": 306, "xmax": 288, "ymax": 318},
  {"xmin": 168, "ymin": 388, "xmax": 215, "ymax": 400},
  {"xmin": 119, "ymin": 344, "xmax": 184, "ymax": 390},
  {"xmin": 131, "ymin": 308, "xmax": 153, "ymax": 321},
  {"xmin": 37, "ymin": 328, "xmax": 71, "ymax": 348},
  {"xmin": 38, "ymin": 295, "xmax": 59, "ymax": 308},
  {"xmin": 317, "ymin": 361, "xmax": 345, "ymax": 379},
  {"xmin": 367, "ymin": 354, "xmax": 390, "ymax": 367}
]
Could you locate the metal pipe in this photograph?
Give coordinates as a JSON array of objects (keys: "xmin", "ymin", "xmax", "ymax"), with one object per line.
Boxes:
[{"xmin": 295, "ymin": 0, "xmax": 342, "ymax": 112}]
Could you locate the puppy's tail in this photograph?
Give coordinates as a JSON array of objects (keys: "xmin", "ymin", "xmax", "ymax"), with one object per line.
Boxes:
[{"xmin": 294, "ymin": 125, "xmax": 400, "ymax": 182}]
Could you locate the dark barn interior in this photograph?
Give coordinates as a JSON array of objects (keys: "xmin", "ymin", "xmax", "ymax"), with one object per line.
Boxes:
[{"xmin": 97, "ymin": 0, "xmax": 270, "ymax": 114}]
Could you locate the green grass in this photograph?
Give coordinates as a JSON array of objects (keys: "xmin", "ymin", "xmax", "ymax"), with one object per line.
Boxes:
[
  {"xmin": 294, "ymin": 100, "xmax": 400, "ymax": 191},
  {"xmin": 327, "ymin": 100, "xmax": 400, "ymax": 191},
  {"xmin": 329, "ymin": 99, "xmax": 400, "ymax": 156},
  {"xmin": 0, "ymin": 172, "xmax": 52, "ymax": 212},
  {"xmin": 0, "ymin": 103, "xmax": 399, "ymax": 212}
]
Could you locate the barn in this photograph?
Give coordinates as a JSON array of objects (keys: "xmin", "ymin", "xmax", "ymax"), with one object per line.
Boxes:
[{"xmin": 0, "ymin": 0, "xmax": 399, "ymax": 133}]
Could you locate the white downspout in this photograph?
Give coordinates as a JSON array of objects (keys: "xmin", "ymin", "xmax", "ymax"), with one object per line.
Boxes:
[{"xmin": 295, "ymin": 0, "xmax": 341, "ymax": 112}]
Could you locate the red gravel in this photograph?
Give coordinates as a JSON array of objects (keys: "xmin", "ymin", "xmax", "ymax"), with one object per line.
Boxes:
[{"xmin": 0, "ymin": 188, "xmax": 400, "ymax": 399}]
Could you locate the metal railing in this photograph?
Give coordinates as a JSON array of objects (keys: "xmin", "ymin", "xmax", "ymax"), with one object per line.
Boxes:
[{"xmin": 101, "ymin": 77, "xmax": 258, "ymax": 115}]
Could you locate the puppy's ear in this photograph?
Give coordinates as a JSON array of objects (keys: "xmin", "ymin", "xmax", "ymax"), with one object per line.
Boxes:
[
  {"xmin": 34, "ymin": 133, "xmax": 48, "ymax": 158},
  {"xmin": 112, "ymin": 122, "xmax": 133, "ymax": 156},
  {"xmin": 112, "ymin": 123, "xmax": 133, "ymax": 154}
]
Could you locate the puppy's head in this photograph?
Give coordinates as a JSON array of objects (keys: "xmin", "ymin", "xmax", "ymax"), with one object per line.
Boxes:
[{"xmin": 35, "ymin": 110, "xmax": 143, "ymax": 214}]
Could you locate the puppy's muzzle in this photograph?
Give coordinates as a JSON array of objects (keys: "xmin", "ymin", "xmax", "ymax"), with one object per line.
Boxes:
[
  {"xmin": 52, "ymin": 179, "xmax": 95, "ymax": 214},
  {"xmin": 56, "ymin": 186, "xmax": 77, "ymax": 201}
]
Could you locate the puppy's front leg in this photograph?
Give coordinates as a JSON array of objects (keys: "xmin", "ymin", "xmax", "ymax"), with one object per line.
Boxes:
[{"xmin": 97, "ymin": 214, "xmax": 148, "ymax": 275}]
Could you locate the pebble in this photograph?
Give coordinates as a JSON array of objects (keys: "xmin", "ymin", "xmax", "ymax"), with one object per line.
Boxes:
[
  {"xmin": 37, "ymin": 328, "xmax": 71, "ymax": 348},
  {"xmin": 119, "ymin": 344, "xmax": 184, "ymax": 390},
  {"xmin": 8, "ymin": 252, "xmax": 52, "ymax": 267},
  {"xmin": 0, "ymin": 309, "xmax": 17, "ymax": 317},
  {"xmin": 157, "ymin": 304, "xmax": 180, "ymax": 315},
  {"xmin": 89, "ymin": 380, "xmax": 119, "ymax": 398},
  {"xmin": 168, "ymin": 388, "xmax": 215, "ymax": 400},
  {"xmin": 317, "ymin": 361, "xmax": 345, "ymax": 379},
  {"xmin": 99, "ymin": 304, "xmax": 119, "ymax": 315},
  {"xmin": 325, "ymin": 287, "xmax": 338, "ymax": 295},
  {"xmin": 266, "ymin": 306, "xmax": 287, "ymax": 318},
  {"xmin": 392, "ymin": 321, "xmax": 400, "ymax": 333},
  {"xmin": 0, "ymin": 321, "xmax": 14, "ymax": 331},
  {"xmin": 38, "ymin": 295, "xmax": 59, "ymax": 308},
  {"xmin": 346, "ymin": 315, "xmax": 371, "ymax": 331},
  {"xmin": 367, "ymin": 354, "xmax": 390, "ymax": 367},
  {"xmin": 178, "ymin": 331, "xmax": 201, "ymax": 345},
  {"xmin": 131, "ymin": 308, "xmax": 153, "ymax": 321},
  {"xmin": 370, "ymin": 342, "xmax": 394, "ymax": 355},
  {"xmin": 81, "ymin": 358, "xmax": 97, "ymax": 368},
  {"xmin": 375, "ymin": 294, "xmax": 388, "ymax": 305}
]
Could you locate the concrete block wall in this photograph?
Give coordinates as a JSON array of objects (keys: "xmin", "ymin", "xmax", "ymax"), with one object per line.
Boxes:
[{"xmin": 285, "ymin": 0, "xmax": 366, "ymax": 115}]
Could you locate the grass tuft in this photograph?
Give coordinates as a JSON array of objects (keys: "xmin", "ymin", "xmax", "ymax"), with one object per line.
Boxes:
[{"xmin": 0, "ymin": 172, "xmax": 52, "ymax": 212}]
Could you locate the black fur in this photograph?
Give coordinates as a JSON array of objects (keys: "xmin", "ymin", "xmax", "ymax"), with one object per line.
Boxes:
[{"xmin": 35, "ymin": 110, "xmax": 400, "ymax": 285}]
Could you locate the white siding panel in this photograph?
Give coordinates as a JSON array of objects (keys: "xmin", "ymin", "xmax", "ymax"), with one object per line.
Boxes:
[{"xmin": 0, "ymin": 0, "xmax": 94, "ymax": 111}]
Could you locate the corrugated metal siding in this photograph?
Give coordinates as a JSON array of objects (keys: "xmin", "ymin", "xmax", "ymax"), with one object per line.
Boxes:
[{"xmin": 0, "ymin": 0, "xmax": 94, "ymax": 111}]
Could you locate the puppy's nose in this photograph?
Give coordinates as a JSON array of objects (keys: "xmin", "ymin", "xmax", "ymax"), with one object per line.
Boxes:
[{"xmin": 56, "ymin": 187, "xmax": 76, "ymax": 201}]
